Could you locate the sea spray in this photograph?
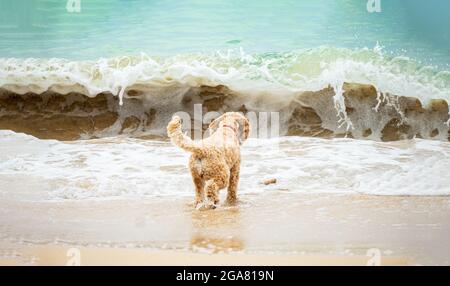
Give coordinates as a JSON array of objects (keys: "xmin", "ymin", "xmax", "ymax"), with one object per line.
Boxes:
[{"xmin": 0, "ymin": 47, "xmax": 449, "ymax": 141}]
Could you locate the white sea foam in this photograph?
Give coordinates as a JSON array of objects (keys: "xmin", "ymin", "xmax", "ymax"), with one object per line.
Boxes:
[
  {"xmin": 0, "ymin": 130, "xmax": 449, "ymax": 202},
  {"xmin": 1, "ymin": 47, "xmax": 449, "ymax": 107}
]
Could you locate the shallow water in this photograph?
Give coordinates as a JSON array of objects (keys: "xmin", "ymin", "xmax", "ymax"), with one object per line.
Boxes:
[
  {"xmin": 1, "ymin": 130, "xmax": 449, "ymax": 201},
  {"xmin": 1, "ymin": 191, "xmax": 449, "ymax": 265}
]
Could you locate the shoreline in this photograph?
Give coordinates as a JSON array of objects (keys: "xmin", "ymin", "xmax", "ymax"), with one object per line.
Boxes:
[{"xmin": 1, "ymin": 193, "xmax": 449, "ymax": 266}]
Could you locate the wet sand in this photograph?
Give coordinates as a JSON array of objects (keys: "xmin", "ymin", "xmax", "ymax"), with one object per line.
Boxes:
[
  {"xmin": 1, "ymin": 192, "xmax": 449, "ymax": 265},
  {"xmin": 0, "ymin": 244, "xmax": 410, "ymax": 266}
]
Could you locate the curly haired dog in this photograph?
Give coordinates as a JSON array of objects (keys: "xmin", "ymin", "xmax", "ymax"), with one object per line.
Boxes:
[{"xmin": 167, "ymin": 112, "xmax": 250, "ymax": 209}]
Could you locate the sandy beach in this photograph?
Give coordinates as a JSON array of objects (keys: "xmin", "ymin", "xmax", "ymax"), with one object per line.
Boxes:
[
  {"xmin": 1, "ymin": 192, "xmax": 449, "ymax": 266},
  {"xmin": 0, "ymin": 245, "xmax": 411, "ymax": 266}
]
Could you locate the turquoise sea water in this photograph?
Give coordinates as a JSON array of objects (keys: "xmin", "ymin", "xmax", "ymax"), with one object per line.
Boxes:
[
  {"xmin": 0, "ymin": 0, "xmax": 449, "ymax": 107},
  {"xmin": 0, "ymin": 0, "xmax": 449, "ymax": 65}
]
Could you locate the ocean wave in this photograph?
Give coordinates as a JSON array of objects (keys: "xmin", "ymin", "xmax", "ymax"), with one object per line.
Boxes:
[
  {"xmin": 0, "ymin": 47, "xmax": 449, "ymax": 141},
  {"xmin": 1, "ymin": 46, "xmax": 449, "ymax": 100}
]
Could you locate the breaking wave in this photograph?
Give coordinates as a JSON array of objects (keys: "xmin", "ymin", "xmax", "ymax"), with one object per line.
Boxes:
[{"xmin": 0, "ymin": 46, "xmax": 449, "ymax": 141}]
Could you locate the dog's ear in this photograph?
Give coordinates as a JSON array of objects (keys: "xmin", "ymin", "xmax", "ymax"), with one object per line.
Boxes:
[
  {"xmin": 208, "ymin": 113, "xmax": 227, "ymax": 135},
  {"xmin": 231, "ymin": 112, "xmax": 250, "ymax": 144}
]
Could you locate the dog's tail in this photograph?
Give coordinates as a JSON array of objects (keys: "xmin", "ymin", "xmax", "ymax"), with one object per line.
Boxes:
[{"xmin": 167, "ymin": 116, "xmax": 201, "ymax": 154}]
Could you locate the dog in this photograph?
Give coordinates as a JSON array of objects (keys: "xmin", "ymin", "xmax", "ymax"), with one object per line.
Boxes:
[{"xmin": 167, "ymin": 112, "xmax": 250, "ymax": 209}]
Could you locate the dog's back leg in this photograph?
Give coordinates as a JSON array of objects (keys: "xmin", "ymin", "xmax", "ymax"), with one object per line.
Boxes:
[
  {"xmin": 192, "ymin": 175, "xmax": 204, "ymax": 208},
  {"xmin": 190, "ymin": 157, "xmax": 204, "ymax": 208},
  {"xmin": 204, "ymin": 179, "xmax": 220, "ymax": 209},
  {"xmin": 226, "ymin": 162, "xmax": 240, "ymax": 205}
]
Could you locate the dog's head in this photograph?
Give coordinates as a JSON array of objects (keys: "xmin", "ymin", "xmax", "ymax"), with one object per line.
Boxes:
[{"xmin": 208, "ymin": 112, "xmax": 250, "ymax": 144}]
